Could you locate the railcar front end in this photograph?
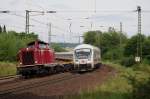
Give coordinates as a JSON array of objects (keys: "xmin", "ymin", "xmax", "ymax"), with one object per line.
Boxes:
[
  {"xmin": 73, "ymin": 44, "xmax": 101, "ymax": 72},
  {"xmin": 74, "ymin": 47, "xmax": 93, "ymax": 71}
]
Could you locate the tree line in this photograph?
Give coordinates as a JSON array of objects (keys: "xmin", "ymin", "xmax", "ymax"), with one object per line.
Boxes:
[
  {"xmin": 0, "ymin": 29, "xmax": 67, "ymax": 61},
  {"xmin": 83, "ymin": 27, "xmax": 150, "ymax": 66},
  {"xmin": 0, "ymin": 31, "xmax": 38, "ymax": 62},
  {"xmin": 0, "ymin": 25, "xmax": 7, "ymax": 33}
]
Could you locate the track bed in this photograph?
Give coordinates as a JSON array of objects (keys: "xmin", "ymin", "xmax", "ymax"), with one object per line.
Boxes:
[{"xmin": 0, "ymin": 64, "xmax": 116, "ymax": 99}]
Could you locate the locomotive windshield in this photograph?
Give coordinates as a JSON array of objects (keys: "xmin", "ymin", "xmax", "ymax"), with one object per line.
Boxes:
[
  {"xmin": 27, "ymin": 41, "xmax": 48, "ymax": 49},
  {"xmin": 39, "ymin": 43, "xmax": 47, "ymax": 49},
  {"xmin": 75, "ymin": 48, "xmax": 91, "ymax": 59}
]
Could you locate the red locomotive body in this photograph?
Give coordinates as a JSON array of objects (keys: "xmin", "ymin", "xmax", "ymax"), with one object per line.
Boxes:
[{"xmin": 17, "ymin": 40, "xmax": 55, "ymax": 76}]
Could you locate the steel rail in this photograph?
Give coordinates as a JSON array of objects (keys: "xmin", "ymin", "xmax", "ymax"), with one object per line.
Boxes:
[
  {"xmin": 0, "ymin": 75, "xmax": 20, "ymax": 81},
  {"xmin": 0, "ymin": 73, "xmax": 80, "ymax": 97}
]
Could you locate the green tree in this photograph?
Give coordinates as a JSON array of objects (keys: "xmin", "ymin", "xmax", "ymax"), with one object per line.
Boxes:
[
  {"xmin": 3, "ymin": 25, "xmax": 6, "ymax": 33},
  {"xmin": 124, "ymin": 34, "xmax": 145, "ymax": 57},
  {"xmin": 0, "ymin": 25, "xmax": 2, "ymax": 33},
  {"xmin": 83, "ymin": 29, "xmax": 127, "ymax": 60},
  {"xmin": 101, "ymin": 31, "xmax": 127, "ymax": 60},
  {"xmin": 0, "ymin": 31, "xmax": 38, "ymax": 62},
  {"xmin": 51, "ymin": 43, "xmax": 66, "ymax": 52},
  {"xmin": 83, "ymin": 31, "xmax": 97, "ymax": 45}
]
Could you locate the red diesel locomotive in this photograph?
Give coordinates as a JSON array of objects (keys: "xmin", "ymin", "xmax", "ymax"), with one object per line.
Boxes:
[{"xmin": 17, "ymin": 40, "xmax": 56, "ymax": 76}]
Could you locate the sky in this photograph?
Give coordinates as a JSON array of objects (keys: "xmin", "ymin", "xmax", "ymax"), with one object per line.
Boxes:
[{"xmin": 0, "ymin": 0, "xmax": 150, "ymax": 43}]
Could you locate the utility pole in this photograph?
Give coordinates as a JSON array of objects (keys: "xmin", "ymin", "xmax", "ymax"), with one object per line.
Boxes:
[
  {"xmin": 0, "ymin": 11, "xmax": 10, "ymax": 33},
  {"xmin": 94, "ymin": 0, "xmax": 96, "ymax": 13},
  {"xmin": 138, "ymin": 6, "xmax": 142, "ymax": 62},
  {"xmin": 78, "ymin": 35, "xmax": 84, "ymax": 44},
  {"xmin": 74, "ymin": 35, "xmax": 84, "ymax": 44},
  {"xmin": 25, "ymin": 10, "xmax": 44, "ymax": 34},
  {"xmin": 67, "ymin": 18, "xmax": 72, "ymax": 42},
  {"xmin": 91, "ymin": 22, "xmax": 93, "ymax": 30},
  {"xmin": 48, "ymin": 23, "xmax": 51, "ymax": 45},
  {"xmin": 136, "ymin": 6, "xmax": 142, "ymax": 62},
  {"xmin": 69, "ymin": 22, "xmax": 72, "ymax": 39},
  {"xmin": 120, "ymin": 22, "xmax": 122, "ymax": 48},
  {"xmin": 25, "ymin": 10, "xmax": 56, "ymax": 34},
  {"xmin": 79, "ymin": 36, "xmax": 80, "ymax": 44},
  {"xmin": 25, "ymin": 10, "xmax": 30, "ymax": 34},
  {"xmin": 48, "ymin": 23, "xmax": 56, "ymax": 46}
]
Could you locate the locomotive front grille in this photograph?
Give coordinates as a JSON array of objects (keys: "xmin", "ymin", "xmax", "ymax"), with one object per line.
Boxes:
[{"xmin": 22, "ymin": 51, "xmax": 34, "ymax": 65}]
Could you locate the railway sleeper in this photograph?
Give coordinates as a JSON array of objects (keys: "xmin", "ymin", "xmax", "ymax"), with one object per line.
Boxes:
[
  {"xmin": 53, "ymin": 65, "xmax": 64, "ymax": 73},
  {"xmin": 64, "ymin": 64, "xmax": 74, "ymax": 72},
  {"xmin": 94, "ymin": 63, "xmax": 102, "ymax": 69}
]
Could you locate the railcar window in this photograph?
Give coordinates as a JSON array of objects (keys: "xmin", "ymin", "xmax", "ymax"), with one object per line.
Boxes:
[{"xmin": 75, "ymin": 49, "xmax": 91, "ymax": 59}]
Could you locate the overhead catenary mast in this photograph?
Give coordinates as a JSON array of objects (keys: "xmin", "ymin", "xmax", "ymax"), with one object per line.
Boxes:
[
  {"xmin": 25, "ymin": 10, "xmax": 56, "ymax": 34},
  {"xmin": 25, "ymin": 10, "xmax": 30, "ymax": 34},
  {"xmin": 120, "ymin": 22, "xmax": 122, "ymax": 48},
  {"xmin": 48, "ymin": 23, "xmax": 51, "ymax": 45},
  {"xmin": 136, "ymin": 6, "xmax": 142, "ymax": 62}
]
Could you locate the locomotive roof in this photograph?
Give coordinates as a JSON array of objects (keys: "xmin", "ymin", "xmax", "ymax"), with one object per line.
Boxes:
[
  {"xmin": 74, "ymin": 44, "xmax": 100, "ymax": 51},
  {"xmin": 27, "ymin": 40, "xmax": 48, "ymax": 46}
]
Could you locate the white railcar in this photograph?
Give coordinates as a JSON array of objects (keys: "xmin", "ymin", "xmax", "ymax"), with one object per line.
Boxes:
[{"xmin": 73, "ymin": 44, "xmax": 101, "ymax": 71}]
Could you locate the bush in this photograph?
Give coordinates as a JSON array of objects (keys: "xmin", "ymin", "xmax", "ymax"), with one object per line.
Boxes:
[
  {"xmin": 51, "ymin": 43, "xmax": 66, "ymax": 52},
  {"xmin": 0, "ymin": 32, "xmax": 37, "ymax": 62},
  {"xmin": 142, "ymin": 55, "xmax": 150, "ymax": 65},
  {"xmin": 103, "ymin": 48, "xmax": 123, "ymax": 61},
  {"xmin": 120, "ymin": 56, "xmax": 136, "ymax": 67},
  {"xmin": 132, "ymin": 78, "xmax": 150, "ymax": 99},
  {"xmin": 128, "ymin": 74, "xmax": 150, "ymax": 99}
]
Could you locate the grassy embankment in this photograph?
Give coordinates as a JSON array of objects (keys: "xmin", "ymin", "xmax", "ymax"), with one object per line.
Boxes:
[
  {"xmin": 68, "ymin": 62, "xmax": 150, "ymax": 99},
  {"xmin": 0, "ymin": 62, "xmax": 16, "ymax": 77}
]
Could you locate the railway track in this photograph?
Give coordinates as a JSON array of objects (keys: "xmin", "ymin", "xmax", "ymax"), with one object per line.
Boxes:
[
  {"xmin": 0, "ymin": 75, "xmax": 20, "ymax": 80},
  {"xmin": 0, "ymin": 75, "xmax": 21, "ymax": 84},
  {"xmin": 0, "ymin": 73, "xmax": 80, "ymax": 98}
]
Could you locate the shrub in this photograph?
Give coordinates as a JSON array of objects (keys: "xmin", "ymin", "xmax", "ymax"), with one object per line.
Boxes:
[
  {"xmin": 103, "ymin": 48, "xmax": 123, "ymax": 61},
  {"xmin": 51, "ymin": 43, "xmax": 66, "ymax": 52},
  {"xmin": 0, "ymin": 32, "xmax": 37, "ymax": 62},
  {"xmin": 142, "ymin": 55, "xmax": 150, "ymax": 65},
  {"xmin": 120, "ymin": 56, "xmax": 136, "ymax": 67},
  {"xmin": 130, "ymin": 76, "xmax": 150, "ymax": 99}
]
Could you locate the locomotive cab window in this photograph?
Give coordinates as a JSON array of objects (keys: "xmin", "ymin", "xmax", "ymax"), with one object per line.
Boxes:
[
  {"xmin": 27, "ymin": 41, "xmax": 36, "ymax": 48},
  {"xmin": 75, "ymin": 48, "xmax": 91, "ymax": 59},
  {"xmin": 27, "ymin": 44, "xmax": 35, "ymax": 48},
  {"xmin": 39, "ymin": 43, "xmax": 47, "ymax": 49}
]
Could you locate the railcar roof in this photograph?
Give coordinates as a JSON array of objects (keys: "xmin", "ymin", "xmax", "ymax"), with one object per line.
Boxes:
[
  {"xmin": 74, "ymin": 44, "xmax": 99, "ymax": 50},
  {"xmin": 55, "ymin": 51, "xmax": 73, "ymax": 55},
  {"xmin": 27, "ymin": 40, "xmax": 48, "ymax": 46}
]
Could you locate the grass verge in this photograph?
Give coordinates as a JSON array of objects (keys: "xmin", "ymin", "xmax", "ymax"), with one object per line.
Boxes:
[
  {"xmin": 0, "ymin": 62, "xmax": 16, "ymax": 77},
  {"xmin": 67, "ymin": 62, "xmax": 150, "ymax": 99}
]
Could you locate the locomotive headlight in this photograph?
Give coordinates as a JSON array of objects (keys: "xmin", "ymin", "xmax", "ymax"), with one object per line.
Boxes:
[
  {"xmin": 20, "ymin": 62, "xmax": 22, "ymax": 65},
  {"xmin": 88, "ymin": 58, "xmax": 91, "ymax": 61},
  {"xmin": 35, "ymin": 61, "xmax": 37, "ymax": 63}
]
